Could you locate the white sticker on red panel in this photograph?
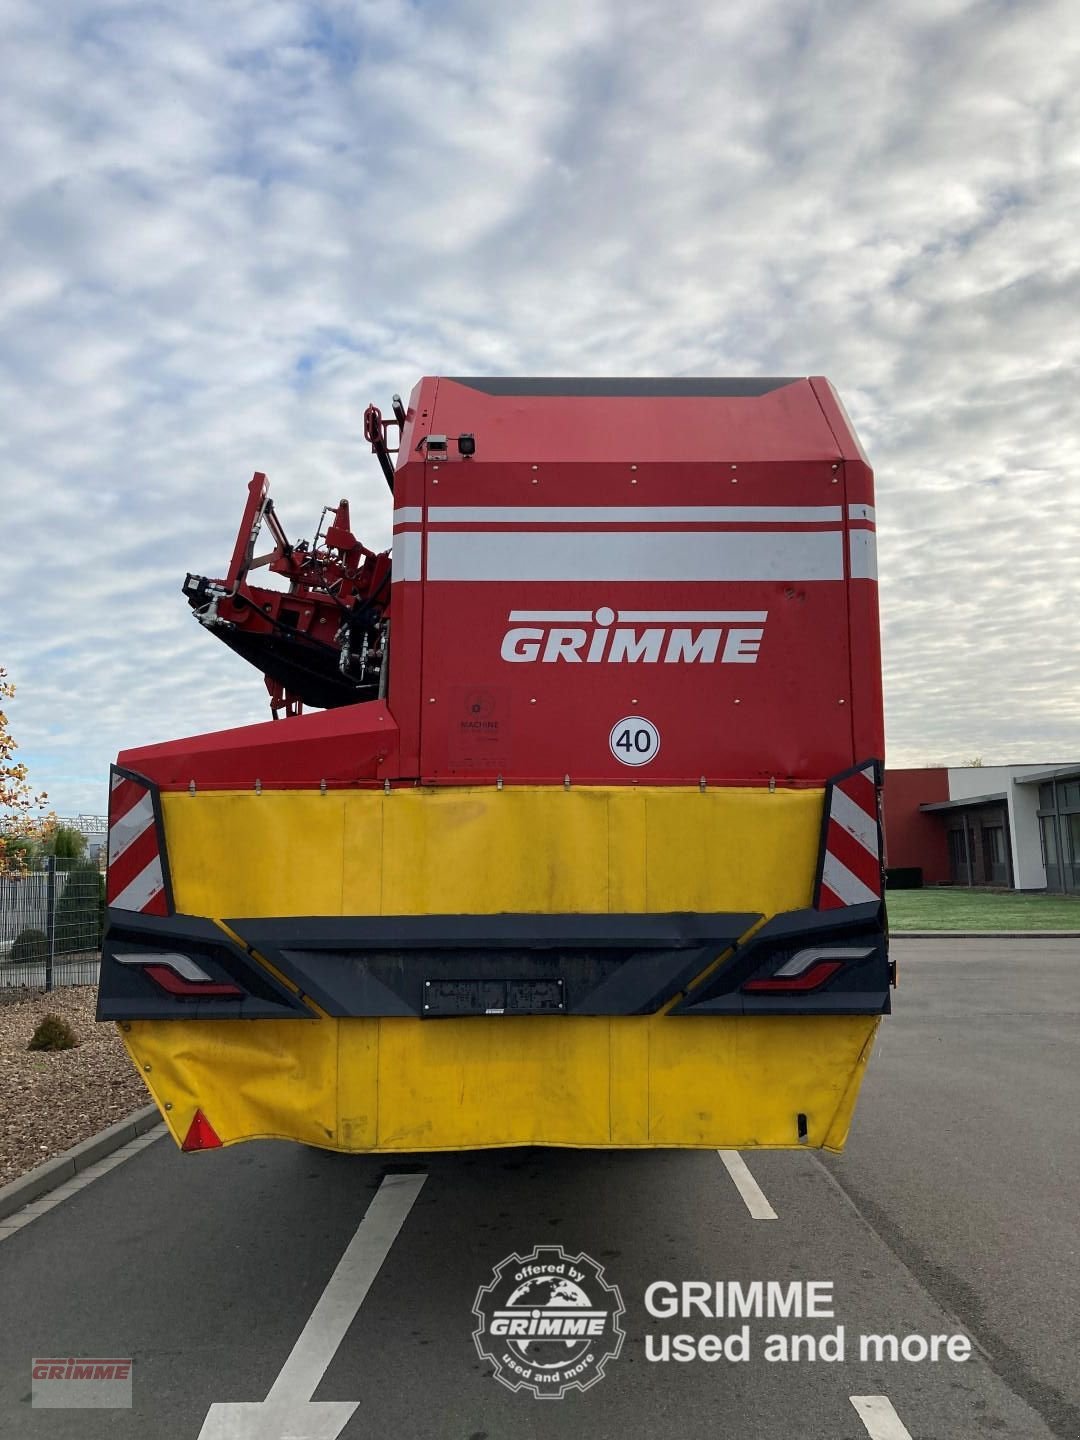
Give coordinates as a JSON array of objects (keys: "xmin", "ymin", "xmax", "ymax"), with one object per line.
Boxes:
[{"xmin": 609, "ymin": 716, "xmax": 661, "ymax": 767}]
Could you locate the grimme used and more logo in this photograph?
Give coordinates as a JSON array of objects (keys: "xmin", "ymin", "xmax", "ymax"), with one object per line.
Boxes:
[
  {"xmin": 473, "ymin": 1246, "xmax": 625, "ymax": 1399},
  {"xmin": 500, "ymin": 607, "xmax": 767, "ymax": 665},
  {"xmin": 31, "ymin": 1357, "xmax": 133, "ymax": 1409}
]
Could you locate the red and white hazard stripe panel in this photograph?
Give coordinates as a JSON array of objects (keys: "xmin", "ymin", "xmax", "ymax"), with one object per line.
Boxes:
[
  {"xmin": 817, "ymin": 763, "xmax": 883, "ymax": 910},
  {"xmin": 107, "ymin": 769, "xmax": 169, "ymax": 916}
]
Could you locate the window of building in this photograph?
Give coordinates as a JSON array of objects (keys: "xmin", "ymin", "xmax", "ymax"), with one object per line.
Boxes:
[
  {"xmin": 1039, "ymin": 784, "xmax": 1055, "ymax": 810},
  {"xmin": 1066, "ymin": 814, "xmax": 1080, "ymax": 892},
  {"xmin": 1040, "ymin": 815, "xmax": 1061, "ymax": 891},
  {"xmin": 981, "ymin": 825, "xmax": 1008, "ymax": 885},
  {"xmin": 948, "ymin": 827, "xmax": 971, "ymax": 884}
]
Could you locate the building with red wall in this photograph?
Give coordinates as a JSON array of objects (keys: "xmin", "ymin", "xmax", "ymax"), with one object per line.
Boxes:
[
  {"xmin": 883, "ymin": 762, "xmax": 1080, "ymax": 891},
  {"xmin": 883, "ymin": 768, "xmax": 950, "ymax": 884}
]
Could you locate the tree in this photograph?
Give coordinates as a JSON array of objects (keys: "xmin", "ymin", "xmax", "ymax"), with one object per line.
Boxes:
[
  {"xmin": 41, "ymin": 823, "xmax": 88, "ymax": 860},
  {"xmin": 0, "ymin": 667, "xmax": 48, "ymax": 875},
  {"xmin": 54, "ymin": 862, "xmax": 106, "ymax": 953}
]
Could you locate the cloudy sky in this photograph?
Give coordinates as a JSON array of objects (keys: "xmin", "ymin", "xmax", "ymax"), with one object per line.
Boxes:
[{"xmin": 1, "ymin": 0, "xmax": 1078, "ymax": 816}]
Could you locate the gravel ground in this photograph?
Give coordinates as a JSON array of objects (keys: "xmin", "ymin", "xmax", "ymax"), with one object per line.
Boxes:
[{"xmin": 0, "ymin": 986, "xmax": 149, "ymax": 1187}]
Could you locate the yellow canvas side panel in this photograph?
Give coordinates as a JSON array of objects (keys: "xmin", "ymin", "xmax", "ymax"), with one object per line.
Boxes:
[
  {"xmin": 163, "ymin": 793, "xmax": 348, "ymax": 917},
  {"xmin": 606, "ymin": 790, "xmax": 647, "ymax": 913},
  {"xmin": 821, "ymin": 1017, "xmax": 881, "ymax": 1153},
  {"xmin": 645, "ymin": 1016, "xmax": 879, "ymax": 1147},
  {"xmin": 380, "ymin": 789, "xmax": 612, "ymax": 915},
  {"xmin": 122, "ymin": 1013, "xmax": 879, "ymax": 1154},
  {"xmin": 160, "ymin": 784, "xmax": 824, "ymax": 920},
  {"xmin": 644, "ymin": 788, "xmax": 822, "ymax": 914},
  {"xmin": 121, "ymin": 1017, "xmax": 341, "ymax": 1150},
  {"xmin": 373, "ymin": 1018, "xmax": 613, "ymax": 1149},
  {"xmin": 608, "ymin": 1017, "xmax": 650, "ymax": 1145}
]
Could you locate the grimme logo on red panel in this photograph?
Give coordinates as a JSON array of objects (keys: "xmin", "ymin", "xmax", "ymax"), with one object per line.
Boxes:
[{"xmin": 500, "ymin": 606, "xmax": 767, "ymax": 664}]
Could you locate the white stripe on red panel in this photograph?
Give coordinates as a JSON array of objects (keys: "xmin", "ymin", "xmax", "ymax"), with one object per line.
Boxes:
[
  {"xmin": 111, "ymin": 855, "xmax": 165, "ymax": 913},
  {"xmin": 391, "ymin": 529, "xmax": 422, "ymax": 582},
  {"xmin": 427, "ymin": 505, "xmax": 844, "ymax": 525},
  {"xmin": 107, "ymin": 791, "xmax": 155, "ymax": 868},
  {"xmin": 818, "ymin": 766, "xmax": 882, "ymax": 910},
  {"xmin": 820, "ymin": 852, "xmax": 880, "ymax": 908},
  {"xmin": 829, "ymin": 785, "xmax": 879, "ymax": 856},
  {"xmin": 426, "ymin": 530, "xmax": 844, "ymax": 583},
  {"xmin": 849, "ymin": 529, "xmax": 877, "ymax": 579}
]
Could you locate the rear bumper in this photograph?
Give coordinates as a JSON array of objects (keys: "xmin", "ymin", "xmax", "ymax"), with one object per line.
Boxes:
[{"xmin": 99, "ymin": 903, "xmax": 889, "ymax": 1021}]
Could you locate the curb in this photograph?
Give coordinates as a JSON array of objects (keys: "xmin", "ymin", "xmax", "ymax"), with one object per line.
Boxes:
[
  {"xmin": 0, "ymin": 1103, "xmax": 162, "ymax": 1223},
  {"xmin": 891, "ymin": 930, "xmax": 1080, "ymax": 940}
]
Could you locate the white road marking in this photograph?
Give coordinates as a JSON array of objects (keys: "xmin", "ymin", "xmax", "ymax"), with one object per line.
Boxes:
[
  {"xmin": 0, "ymin": 1127, "xmax": 164, "ymax": 1241},
  {"xmin": 716, "ymin": 1150, "xmax": 778, "ymax": 1219},
  {"xmin": 850, "ymin": 1394, "xmax": 915, "ymax": 1439},
  {"xmin": 198, "ymin": 1171, "xmax": 426, "ymax": 1439}
]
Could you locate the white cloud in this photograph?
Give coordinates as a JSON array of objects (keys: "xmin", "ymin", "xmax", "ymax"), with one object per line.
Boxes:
[{"xmin": 1, "ymin": 0, "xmax": 1078, "ymax": 813}]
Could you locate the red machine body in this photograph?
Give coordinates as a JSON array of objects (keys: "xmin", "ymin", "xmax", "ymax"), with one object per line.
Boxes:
[{"xmin": 160, "ymin": 375, "xmax": 880, "ymax": 793}]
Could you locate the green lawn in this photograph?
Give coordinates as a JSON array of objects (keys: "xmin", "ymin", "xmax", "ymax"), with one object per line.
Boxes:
[{"xmin": 885, "ymin": 887, "xmax": 1080, "ymax": 932}]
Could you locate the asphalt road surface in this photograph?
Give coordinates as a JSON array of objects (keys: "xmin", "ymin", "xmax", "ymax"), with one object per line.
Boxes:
[{"xmin": 0, "ymin": 938, "xmax": 1075, "ymax": 1439}]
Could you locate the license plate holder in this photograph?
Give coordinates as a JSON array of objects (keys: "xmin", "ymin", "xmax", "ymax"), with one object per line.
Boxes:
[{"xmin": 422, "ymin": 978, "xmax": 565, "ymax": 1016}]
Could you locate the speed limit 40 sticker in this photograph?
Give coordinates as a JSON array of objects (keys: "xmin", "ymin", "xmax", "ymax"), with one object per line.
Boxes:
[{"xmin": 609, "ymin": 716, "xmax": 661, "ymax": 767}]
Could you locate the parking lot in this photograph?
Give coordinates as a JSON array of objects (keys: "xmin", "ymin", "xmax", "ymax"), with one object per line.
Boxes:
[{"xmin": 0, "ymin": 938, "xmax": 1075, "ymax": 1439}]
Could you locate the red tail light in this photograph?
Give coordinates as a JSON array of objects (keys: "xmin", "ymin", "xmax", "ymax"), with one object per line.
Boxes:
[
  {"xmin": 744, "ymin": 960, "xmax": 843, "ymax": 993},
  {"xmin": 141, "ymin": 965, "xmax": 242, "ymax": 998},
  {"xmin": 743, "ymin": 945, "xmax": 872, "ymax": 994}
]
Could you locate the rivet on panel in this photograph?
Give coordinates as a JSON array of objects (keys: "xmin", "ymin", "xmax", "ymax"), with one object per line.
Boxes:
[{"xmin": 164, "ymin": 1102, "xmax": 172, "ymax": 1112}]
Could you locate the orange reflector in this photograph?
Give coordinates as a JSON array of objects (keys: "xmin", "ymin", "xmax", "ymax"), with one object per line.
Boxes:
[{"xmin": 181, "ymin": 1109, "xmax": 223, "ymax": 1152}]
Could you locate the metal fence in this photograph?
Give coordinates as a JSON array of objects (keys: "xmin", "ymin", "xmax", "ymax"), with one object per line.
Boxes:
[{"xmin": 0, "ymin": 857, "xmax": 104, "ymax": 989}]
